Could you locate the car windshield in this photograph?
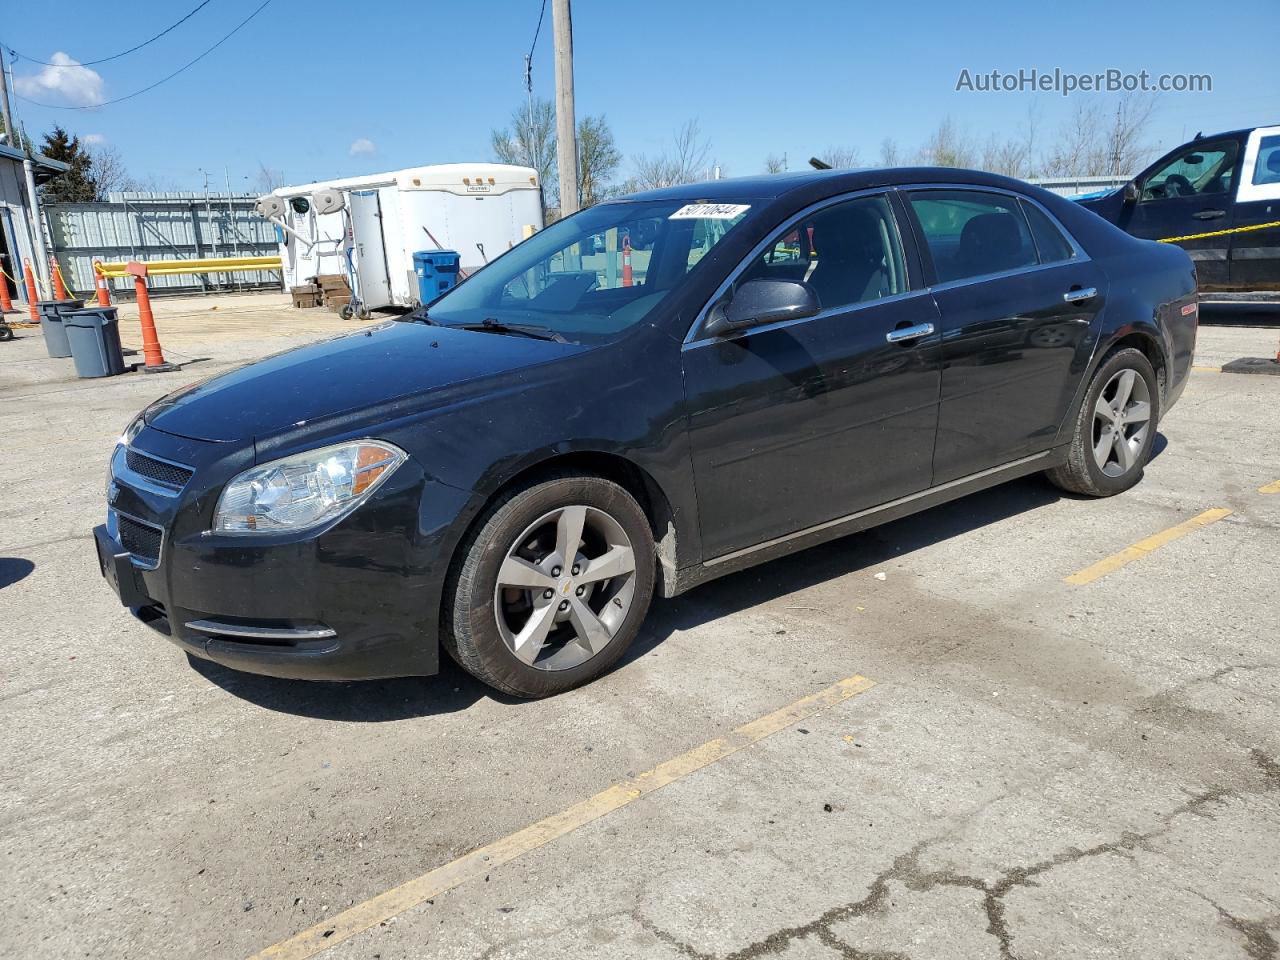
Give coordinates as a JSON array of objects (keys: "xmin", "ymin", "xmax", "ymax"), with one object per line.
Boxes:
[{"xmin": 424, "ymin": 199, "xmax": 754, "ymax": 342}]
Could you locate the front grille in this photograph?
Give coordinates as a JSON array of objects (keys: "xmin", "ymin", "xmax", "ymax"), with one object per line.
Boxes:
[
  {"xmin": 125, "ymin": 449, "xmax": 194, "ymax": 489},
  {"xmin": 118, "ymin": 514, "xmax": 163, "ymax": 566}
]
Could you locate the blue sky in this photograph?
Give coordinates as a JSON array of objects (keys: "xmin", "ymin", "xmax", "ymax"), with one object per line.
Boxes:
[{"xmin": 4, "ymin": 0, "xmax": 1277, "ymax": 190}]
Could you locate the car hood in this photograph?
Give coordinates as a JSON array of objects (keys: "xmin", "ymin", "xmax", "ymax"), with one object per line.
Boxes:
[{"xmin": 144, "ymin": 321, "xmax": 585, "ymax": 443}]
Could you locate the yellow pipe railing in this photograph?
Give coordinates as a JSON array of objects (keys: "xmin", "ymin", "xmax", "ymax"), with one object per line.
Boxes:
[{"xmin": 94, "ymin": 256, "xmax": 282, "ymax": 278}]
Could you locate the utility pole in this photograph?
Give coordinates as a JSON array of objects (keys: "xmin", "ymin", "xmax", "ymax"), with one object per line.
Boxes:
[
  {"xmin": 551, "ymin": 0, "xmax": 578, "ymax": 217},
  {"xmin": 0, "ymin": 46, "xmax": 51, "ymax": 296}
]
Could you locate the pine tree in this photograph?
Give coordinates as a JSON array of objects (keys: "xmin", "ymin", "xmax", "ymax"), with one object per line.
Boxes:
[{"xmin": 38, "ymin": 126, "xmax": 99, "ymax": 202}]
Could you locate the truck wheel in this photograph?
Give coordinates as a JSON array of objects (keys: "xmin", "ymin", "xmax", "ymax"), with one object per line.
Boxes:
[
  {"xmin": 1047, "ymin": 347, "xmax": 1160, "ymax": 497},
  {"xmin": 443, "ymin": 473, "xmax": 655, "ymax": 698}
]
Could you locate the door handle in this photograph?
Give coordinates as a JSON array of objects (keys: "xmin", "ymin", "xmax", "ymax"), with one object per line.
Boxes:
[
  {"xmin": 1192, "ymin": 209, "xmax": 1226, "ymax": 220},
  {"xmin": 1063, "ymin": 287, "xmax": 1097, "ymax": 303},
  {"xmin": 885, "ymin": 322, "xmax": 935, "ymax": 344}
]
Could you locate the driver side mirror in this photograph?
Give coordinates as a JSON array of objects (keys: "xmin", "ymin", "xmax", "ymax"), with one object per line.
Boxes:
[
  {"xmin": 704, "ymin": 278, "xmax": 820, "ymax": 337},
  {"xmin": 1122, "ymin": 180, "xmax": 1141, "ymax": 204}
]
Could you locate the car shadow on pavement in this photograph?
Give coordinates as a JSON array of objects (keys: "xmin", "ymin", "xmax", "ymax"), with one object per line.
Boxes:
[
  {"xmin": 188, "ymin": 653, "xmax": 517, "ymax": 721},
  {"xmin": 629, "ymin": 469, "xmax": 1088, "ymax": 658},
  {"xmin": 0, "ymin": 557, "xmax": 35, "ymax": 590}
]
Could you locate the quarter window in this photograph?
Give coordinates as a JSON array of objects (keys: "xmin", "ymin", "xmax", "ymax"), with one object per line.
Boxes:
[
  {"xmin": 908, "ymin": 190, "xmax": 1037, "ymax": 284},
  {"xmin": 737, "ymin": 194, "xmax": 905, "ymax": 311},
  {"xmin": 1020, "ymin": 200, "xmax": 1076, "ymax": 264},
  {"xmin": 1141, "ymin": 141, "xmax": 1239, "ymax": 199}
]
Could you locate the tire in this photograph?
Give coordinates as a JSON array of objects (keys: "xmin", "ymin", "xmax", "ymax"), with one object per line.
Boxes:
[
  {"xmin": 0, "ymin": 325, "xmax": 12, "ymax": 342},
  {"xmin": 443, "ymin": 473, "xmax": 655, "ymax": 698},
  {"xmin": 339, "ymin": 304, "xmax": 355, "ymax": 321},
  {"xmin": 1046, "ymin": 347, "xmax": 1160, "ymax": 497}
]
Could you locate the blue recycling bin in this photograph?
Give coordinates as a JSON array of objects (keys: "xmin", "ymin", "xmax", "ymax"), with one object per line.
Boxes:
[
  {"xmin": 413, "ymin": 250, "xmax": 461, "ymax": 304},
  {"xmin": 64, "ymin": 307, "xmax": 126, "ymax": 378},
  {"xmin": 37, "ymin": 299, "xmax": 85, "ymax": 358}
]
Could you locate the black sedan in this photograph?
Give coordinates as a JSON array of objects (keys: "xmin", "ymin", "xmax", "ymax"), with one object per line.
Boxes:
[{"xmin": 95, "ymin": 168, "xmax": 1198, "ymax": 698}]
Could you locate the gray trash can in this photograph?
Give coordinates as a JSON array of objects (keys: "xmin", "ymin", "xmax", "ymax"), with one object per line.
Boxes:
[
  {"xmin": 64, "ymin": 307, "xmax": 126, "ymax": 378},
  {"xmin": 37, "ymin": 299, "xmax": 85, "ymax": 358}
]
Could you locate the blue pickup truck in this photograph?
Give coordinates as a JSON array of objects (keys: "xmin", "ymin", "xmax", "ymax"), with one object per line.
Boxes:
[{"xmin": 1076, "ymin": 125, "xmax": 1279, "ymax": 299}]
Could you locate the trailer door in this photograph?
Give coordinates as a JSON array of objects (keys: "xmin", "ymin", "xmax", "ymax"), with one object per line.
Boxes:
[{"xmin": 350, "ymin": 190, "xmax": 392, "ymax": 310}]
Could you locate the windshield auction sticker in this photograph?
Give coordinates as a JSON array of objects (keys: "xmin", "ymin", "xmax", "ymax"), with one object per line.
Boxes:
[{"xmin": 668, "ymin": 203, "xmax": 751, "ymax": 220}]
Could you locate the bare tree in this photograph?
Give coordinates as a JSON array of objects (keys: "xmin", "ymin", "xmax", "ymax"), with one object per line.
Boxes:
[
  {"xmin": 491, "ymin": 98, "xmax": 558, "ymax": 202},
  {"xmin": 763, "ymin": 153, "xmax": 786, "ymax": 174},
  {"xmin": 920, "ymin": 117, "xmax": 974, "ymax": 168},
  {"xmin": 1039, "ymin": 95, "xmax": 1157, "ymax": 178},
  {"xmin": 878, "ymin": 138, "xmax": 900, "ymax": 167},
  {"xmin": 978, "ymin": 132, "xmax": 1030, "ymax": 178},
  {"xmin": 577, "ymin": 114, "xmax": 620, "ymax": 207},
  {"xmin": 1099, "ymin": 94, "xmax": 1159, "ymax": 177},
  {"xmin": 817, "ymin": 145, "xmax": 860, "ymax": 168},
  {"xmin": 253, "ymin": 162, "xmax": 287, "ymax": 193},
  {"xmin": 86, "ymin": 144, "xmax": 134, "ymax": 198},
  {"xmin": 629, "ymin": 119, "xmax": 712, "ymax": 190}
]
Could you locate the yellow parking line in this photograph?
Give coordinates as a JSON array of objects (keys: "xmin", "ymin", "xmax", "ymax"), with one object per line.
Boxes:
[
  {"xmin": 249, "ymin": 674, "xmax": 877, "ymax": 960},
  {"xmin": 1191, "ymin": 365, "xmax": 1222, "ymax": 373},
  {"xmin": 1260, "ymin": 480, "xmax": 1280, "ymax": 495},
  {"xmin": 1065, "ymin": 508, "xmax": 1232, "ymax": 586}
]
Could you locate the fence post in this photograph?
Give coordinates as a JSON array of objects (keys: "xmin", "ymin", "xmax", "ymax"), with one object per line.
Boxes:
[{"xmin": 126, "ymin": 261, "xmax": 177, "ymax": 372}]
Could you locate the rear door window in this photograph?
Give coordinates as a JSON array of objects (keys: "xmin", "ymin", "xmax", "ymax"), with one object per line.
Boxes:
[
  {"xmin": 908, "ymin": 190, "xmax": 1038, "ymax": 284},
  {"xmin": 1251, "ymin": 134, "xmax": 1280, "ymax": 186}
]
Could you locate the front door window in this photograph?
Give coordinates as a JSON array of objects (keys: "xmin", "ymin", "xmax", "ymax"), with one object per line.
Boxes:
[{"xmin": 1141, "ymin": 141, "xmax": 1239, "ymax": 200}]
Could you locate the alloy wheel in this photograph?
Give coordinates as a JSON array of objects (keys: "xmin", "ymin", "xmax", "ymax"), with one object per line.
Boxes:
[
  {"xmin": 493, "ymin": 505, "xmax": 638, "ymax": 671},
  {"xmin": 1091, "ymin": 368, "xmax": 1152, "ymax": 477}
]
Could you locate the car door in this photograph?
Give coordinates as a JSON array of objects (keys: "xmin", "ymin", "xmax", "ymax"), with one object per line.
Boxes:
[
  {"xmin": 1230, "ymin": 127, "xmax": 1280, "ymax": 291},
  {"xmin": 1115, "ymin": 137, "xmax": 1243, "ymax": 289},
  {"xmin": 681, "ymin": 191, "xmax": 942, "ymax": 560},
  {"xmin": 904, "ymin": 188, "xmax": 1107, "ymax": 484}
]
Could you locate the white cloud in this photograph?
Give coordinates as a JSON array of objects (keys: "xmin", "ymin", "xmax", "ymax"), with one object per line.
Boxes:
[
  {"xmin": 83, "ymin": 133, "xmax": 107, "ymax": 146},
  {"xmin": 349, "ymin": 138, "xmax": 376, "ymax": 156},
  {"xmin": 14, "ymin": 52, "xmax": 105, "ymax": 107}
]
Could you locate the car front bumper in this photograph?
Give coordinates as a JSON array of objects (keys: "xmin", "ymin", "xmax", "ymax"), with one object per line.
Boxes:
[{"xmin": 95, "ymin": 426, "xmax": 473, "ymax": 681}]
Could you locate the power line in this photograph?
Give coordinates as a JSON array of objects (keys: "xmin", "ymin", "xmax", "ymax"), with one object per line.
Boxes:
[
  {"xmin": 2, "ymin": 0, "xmax": 215, "ymax": 67},
  {"xmin": 14, "ymin": 0, "xmax": 271, "ymax": 111},
  {"xmin": 525, "ymin": 0, "xmax": 548, "ymax": 93}
]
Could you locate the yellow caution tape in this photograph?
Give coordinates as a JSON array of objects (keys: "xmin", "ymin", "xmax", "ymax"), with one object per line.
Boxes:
[{"xmin": 1159, "ymin": 219, "xmax": 1280, "ymax": 244}]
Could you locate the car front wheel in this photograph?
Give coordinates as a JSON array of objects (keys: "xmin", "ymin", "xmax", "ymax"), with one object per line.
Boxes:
[
  {"xmin": 443, "ymin": 473, "xmax": 655, "ymax": 698},
  {"xmin": 1047, "ymin": 346, "xmax": 1160, "ymax": 497}
]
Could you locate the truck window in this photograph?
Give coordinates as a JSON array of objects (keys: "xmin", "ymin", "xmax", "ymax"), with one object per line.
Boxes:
[
  {"xmin": 1142, "ymin": 141, "xmax": 1239, "ymax": 200},
  {"xmin": 1252, "ymin": 135, "xmax": 1280, "ymax": 186}
]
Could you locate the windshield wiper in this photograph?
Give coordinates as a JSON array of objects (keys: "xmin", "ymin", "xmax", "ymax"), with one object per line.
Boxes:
[
  {"xmin": 396, "ymin": 309, "xmax": 438, "ymax": 325},
  {"xmin": 454, "ymin": 318, "xmax": 567, "ymax": 343}
]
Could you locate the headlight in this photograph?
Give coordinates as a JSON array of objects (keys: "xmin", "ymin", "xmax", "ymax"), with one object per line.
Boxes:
[
  {"xmin": 213, "ymin": 440, "xmax": 407, "ymax": 534},
  {"xmin": 119, "ymin": 414, "xmax": 145, "ymax": 448}
]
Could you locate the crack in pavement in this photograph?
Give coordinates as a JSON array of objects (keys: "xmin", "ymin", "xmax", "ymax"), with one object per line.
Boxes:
[{"xmin": 638, "ymin": 749, "xmax": 1280, "ymax": 960}]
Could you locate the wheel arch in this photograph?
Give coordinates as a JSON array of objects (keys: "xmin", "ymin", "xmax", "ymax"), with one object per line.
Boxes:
[{"xmin": 446, "ymin": 450, "xmax": 686, "ymax": 600}]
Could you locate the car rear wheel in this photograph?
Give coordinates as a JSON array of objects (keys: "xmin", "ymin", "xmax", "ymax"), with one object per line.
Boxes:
[
  {"xmin": 443, "ymin": 473, "xmax": 655, "ymax": 698},
  {"xmin": 1046, "ymin": 347, "xmax": 1160, "ymax": 497}
]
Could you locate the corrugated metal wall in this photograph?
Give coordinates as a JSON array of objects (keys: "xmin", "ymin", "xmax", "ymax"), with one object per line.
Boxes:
[
  {"xmin": 1026, "ymin": 176, "xmax": 1132, "ymax": 197},
  {"xmin": 46, "ymin": 192, "xmax": 283, "ymax": 297}
]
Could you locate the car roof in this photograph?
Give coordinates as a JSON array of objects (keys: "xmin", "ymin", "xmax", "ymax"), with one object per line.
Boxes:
[{"xmin": 615, "ymin": 166, "xmax": 1038, "ymax": 204}]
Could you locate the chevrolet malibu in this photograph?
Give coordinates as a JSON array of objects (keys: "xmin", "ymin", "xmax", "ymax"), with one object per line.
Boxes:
[{"xmin": 96, "ymin": 168, "xmax": 1198, "ymax": 698}]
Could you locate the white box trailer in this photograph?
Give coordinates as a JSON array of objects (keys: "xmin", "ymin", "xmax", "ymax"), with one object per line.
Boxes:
[{"xmin": 256, "ymin": 163, "xmax": 543, "ymax": 315}]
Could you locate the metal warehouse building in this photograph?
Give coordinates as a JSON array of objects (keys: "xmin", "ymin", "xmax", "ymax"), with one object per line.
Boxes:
[{"xmin": 0, "ymin": 143, "xmax": 68, "ymax": 298}]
